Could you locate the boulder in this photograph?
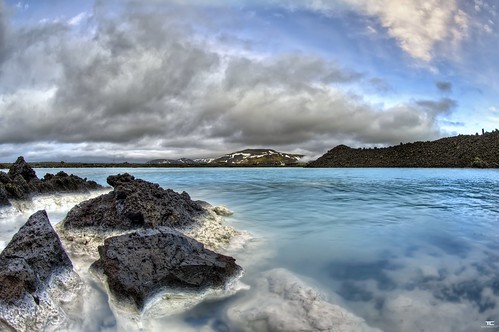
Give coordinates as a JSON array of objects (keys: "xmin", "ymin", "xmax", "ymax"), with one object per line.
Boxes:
[
  {"xmin": 0, "ymin": 210, "xmax": 81, "ymax": 331},
  {"xmin": 90, "ymin": 227, "xmax": 242, "ymax": 311},
  {"xmin": 61, "ymin": 173, "xmax": 206, "ymax": 231},
  {"xmin": 8, "ymin": 156, "xmax": 37, "ymax": 183}
]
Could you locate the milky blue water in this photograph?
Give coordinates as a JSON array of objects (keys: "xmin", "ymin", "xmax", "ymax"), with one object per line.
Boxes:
[{"xmin": 1, "ymin": 167, "xmax": 499, "ymax": 331}]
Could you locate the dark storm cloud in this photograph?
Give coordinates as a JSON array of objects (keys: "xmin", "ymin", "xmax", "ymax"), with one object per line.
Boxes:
[
  {"xmin": 415, "ymin": 98, "xmax": 457, "ymax": 116},
  {"xmin": 0, "ymin": 0, "xmax": 454, "ymax": 160},
  {"xmin": 436, "ymin": 81, "xmax": 452, "ymax": 93}
]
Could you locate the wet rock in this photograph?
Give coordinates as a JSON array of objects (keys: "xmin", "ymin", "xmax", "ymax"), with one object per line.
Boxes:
[
  {"xmin": 0, "ymin": 184, "xmax": 10, "ymax": 207},
  {"xmin": 0, "ymin": 210, "xmax": 81, "ymax": 331},
  {"xmin": 0, "ymin": 156, "xmax": 103, "ymax": 207},
  {"xmin": 0, "ymin": 171, "xmax": 10, "ymax": 184},
  {"xmin": 90, "ymin": 227, "xmax": 242, "ymax": 311},
  {"xmin": 61, "ymin": 173, "xmax": 206, "ymax": 231},
  {"xmin": 5, "ymin": 174, "xmax": 30, "ymax": 199}
]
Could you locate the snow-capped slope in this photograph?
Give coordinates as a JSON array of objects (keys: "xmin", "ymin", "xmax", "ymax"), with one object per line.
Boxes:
[{"xmin": 211, "ymin": 149, "xmax": 303, "ymax": 166}]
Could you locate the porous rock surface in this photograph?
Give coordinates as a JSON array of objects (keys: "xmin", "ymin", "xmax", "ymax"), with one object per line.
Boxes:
[
  {"xmin": 0, "ymin": 156, "xmax": 102, "ymax": 207},
  {"xmin": 61, "ymin": 173, "xmax": 206, "ymax": 231},
  {"xmin": 0, "ymin": 210, "xmax": 81, "ymax": 331},
  {"xmin": 90, "ymin": 227, "xmax": 242, "ymax": 311}
]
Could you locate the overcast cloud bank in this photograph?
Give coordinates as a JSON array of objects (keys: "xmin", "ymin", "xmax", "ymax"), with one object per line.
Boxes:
[{"xmin": 0, "ymin": 1, "xmax": 476, "ymax": 161}]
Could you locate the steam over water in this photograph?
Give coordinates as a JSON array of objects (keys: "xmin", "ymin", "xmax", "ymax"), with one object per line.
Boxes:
[{"xmin": 1, "ymin": 167, "xmax": 498, "ymax": 331}]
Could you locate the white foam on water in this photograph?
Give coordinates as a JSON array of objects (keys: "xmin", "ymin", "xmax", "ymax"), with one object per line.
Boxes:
[{"xmin": 0, "ymin": 269, "xmax": 83, "ymax": 332}]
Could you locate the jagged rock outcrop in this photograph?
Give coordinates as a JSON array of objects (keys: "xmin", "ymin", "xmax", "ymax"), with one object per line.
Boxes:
[
  {"xmin": 307, "ymin": 131, "xmax": 499, "ymax": 168},
  {"xmin": 61, "ymin": 173, "xmax": 206, "ymax": 231},
  {"xmin": 0, "ymin": 210, "xmax": 81, "ymax": 331},
  {"xmin": 90, "ymin": 227, "xmax": 242, "ymax": 311},
  {"xmin": 0, "ymin": 156, "xmax": 103, "ymax": 207}
]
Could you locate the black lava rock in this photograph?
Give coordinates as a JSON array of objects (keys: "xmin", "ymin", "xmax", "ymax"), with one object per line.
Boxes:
[
  {"xmin": 0, "ymin": 156, "xmax": 103, "ymax": 207},
  {"xmin": 62, "ymin": 173, "xmax": 206, "ymax": 231},
  {"xmin": 0, "ymin": 210, "xmax": 73, "ymax": 299},
  {"xmin": 90, "ymin": 227, "xmax": 242, "ymax": 310}
]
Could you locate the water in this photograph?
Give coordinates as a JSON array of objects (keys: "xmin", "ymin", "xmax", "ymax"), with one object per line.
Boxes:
[{"xmin": 1, "ymin": 167, "xmax": 499, "ymax": 331}]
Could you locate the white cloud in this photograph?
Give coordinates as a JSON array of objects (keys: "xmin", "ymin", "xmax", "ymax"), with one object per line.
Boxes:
[
  {"xmin": 67, "ymin": 12, "xmax": 88, "ymax": 26},
  {"xmin": 274, "ymin": 0, "xmax": 470, "ymax": 62}
]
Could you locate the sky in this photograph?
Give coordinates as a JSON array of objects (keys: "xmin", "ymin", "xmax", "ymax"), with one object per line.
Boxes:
[{"xmin": 0, "ymin": 0, "xmax": 498, "ymax": 162}]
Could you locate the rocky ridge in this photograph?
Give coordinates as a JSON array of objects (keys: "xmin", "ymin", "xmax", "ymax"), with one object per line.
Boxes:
[
  {"xmin": 307, "ymin": 131, "xmax": 499, "ymax": 168},
  {"xmin": 0, "ymin": 156, "xmax": 103, "ymax": 207}
]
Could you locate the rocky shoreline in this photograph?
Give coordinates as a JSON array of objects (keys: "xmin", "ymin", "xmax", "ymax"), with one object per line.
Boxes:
[
  {"xmin": 0, "ymin": 166, "xmax": 244, "ymax": 331},
  {"xmin": 0, "ymin": 156, "xmax": 103, "ymax": 207},
  {"xmin": 307, "ymin": 131, "xmax": 499, "ymax": 168}
]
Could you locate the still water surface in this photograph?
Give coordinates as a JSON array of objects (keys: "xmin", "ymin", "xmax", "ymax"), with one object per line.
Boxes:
[{"xmin": 1, "ymin": 167, "xmax": 498, "ymax": 331}]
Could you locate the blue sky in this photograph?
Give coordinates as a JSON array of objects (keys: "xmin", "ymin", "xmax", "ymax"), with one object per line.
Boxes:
[{"xmin": 0, "ymin": 0, "xmax": 498, "ymax": 162}]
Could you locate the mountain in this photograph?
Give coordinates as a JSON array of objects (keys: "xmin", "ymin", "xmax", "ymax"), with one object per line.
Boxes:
[
  {"xmin": 211, "ymin": 149, "xmax": 303, "ymax": 166},
  {"xmin": 307, "ymin": 131, "xmax": 499, "ymax": 168},
  {"xmin": 147, "ymin": 149, "xmax": 303, "ymax": 166},
  {"xmin": 146, "ymin": 158, "xmax": 198, "ymax": 165}
]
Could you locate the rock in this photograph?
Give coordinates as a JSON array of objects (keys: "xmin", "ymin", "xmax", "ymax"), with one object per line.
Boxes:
[
  {"xmin": 0, "ymin": 210, "xmax": 81, "ymax": 331},
  {"xmin": 90, "ymin": 227, "xmax": 242, "ymax": 311},
  {"xmin": 8, "ymin": 156, "xmax": 37, "ymax": 183},
  {"xmin": 227, "ymin": 268, "xmax": 382, "ymax": 332},
  {"xmin": 0, "ymin": 156, "xmax": 103, "ymax": 207},
  {"xmin": 0, "ymin": 184, "xmax": 10, "ymax": 207},
  {"xmin": 0, "ymin": 210, "xmax": 74, "ymax": 281},
  {"xmin": 61, "ymin": 173, "xmax": 206, "ymax": 231},
  {"xmin": 34, "ymin": 171, "xmax": 101, "ymax": 194},
  {"xmin": 5, "ymin": 174, "xmax": 30, "ymax": 199},
  {"xmin": 0, "ymin": 171, "xmax": 10, "ymax": 184}
]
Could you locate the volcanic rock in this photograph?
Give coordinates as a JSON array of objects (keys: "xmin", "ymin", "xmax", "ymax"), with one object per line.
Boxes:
[
  {"xmin": 0, "ymin": 156, "xmax": 103, "ymax": 207},
  {"xmin": 0, "ymin": 210, "xmax": 81, "ymax": 331},
  {"xmin": 0, "ymin": 184, "xmax": 10, "ymax": 206},
  {"xmin": 8, "ymin": 156, "xmax": 37, "ymax": 183},
  {"xmin": 61, "ymin": 173, "xmax": 206, "ymax": 231},
  {"xmin": 90, "ymin": 227, "xmax": 242, "ymax": 311}
]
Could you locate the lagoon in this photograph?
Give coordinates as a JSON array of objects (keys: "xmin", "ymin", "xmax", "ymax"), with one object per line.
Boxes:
[{"xmin": 1, "ymin": 167, "xmax": 498, "ymax": 331}]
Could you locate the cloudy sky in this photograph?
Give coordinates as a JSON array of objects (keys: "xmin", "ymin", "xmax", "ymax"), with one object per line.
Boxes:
[{"xmin": 0, "ymin": 0, "xmax": 498, "ymax": 162}]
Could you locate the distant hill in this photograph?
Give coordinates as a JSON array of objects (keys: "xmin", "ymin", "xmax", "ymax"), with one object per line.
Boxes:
[
  {"xmin": 211, "ymin": 149, "xmax": 303, "ymax": 166},
  {"xmin": 146, "ymin": 158, "xmax": 198, "ymax": 165},
  {"xmin": 307, "ymin": 131, "xmax": 499, "ymax": 168},
  {"xmin": 147, "ymin": 149, "xmax": 303, "ymax": 166}
]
